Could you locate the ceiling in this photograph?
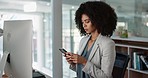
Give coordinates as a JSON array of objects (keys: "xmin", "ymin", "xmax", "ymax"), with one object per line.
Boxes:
[
  {"xmin": 0, "ymin": 0, "xmax": 147, "ymax": 16},
  {"xmin": 0, "ymin": 0, "xmax": 50, "ymax": 13}
]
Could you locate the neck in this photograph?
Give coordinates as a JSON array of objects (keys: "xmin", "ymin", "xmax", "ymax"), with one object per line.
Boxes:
[{"xmin": 90, "ymin": 33, "xmax": 99, "ymax": 41}]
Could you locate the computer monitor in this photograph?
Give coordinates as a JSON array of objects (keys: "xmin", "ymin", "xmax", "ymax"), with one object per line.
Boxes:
[{"xmin": 3, "ymin": 20, "xmax": 32, "ymax": 78}]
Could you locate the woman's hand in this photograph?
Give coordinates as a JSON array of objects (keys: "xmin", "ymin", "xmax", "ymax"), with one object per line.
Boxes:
[
  {"xmin": 71, "ymin": 54, "xmax": 87, "ymax": 65},
  {"xmin": 64, "ymin": 52, "xmax": 75, "ymax": 66}
]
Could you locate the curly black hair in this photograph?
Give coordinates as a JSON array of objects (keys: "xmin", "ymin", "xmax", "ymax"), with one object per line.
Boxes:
[{"xmin": 75, "ymin": 1, "xmax": 117, "ymax": 37}]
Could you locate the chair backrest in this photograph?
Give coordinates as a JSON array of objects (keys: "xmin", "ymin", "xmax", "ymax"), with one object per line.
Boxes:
[{"xmin": 112, "ymin": 52, "xmax": 130, "ymax": 78}]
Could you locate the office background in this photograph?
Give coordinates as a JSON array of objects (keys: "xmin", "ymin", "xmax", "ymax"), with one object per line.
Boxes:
[{"xmin": 0, "ymin": 0, "xmax": 148, "ymax": 78}]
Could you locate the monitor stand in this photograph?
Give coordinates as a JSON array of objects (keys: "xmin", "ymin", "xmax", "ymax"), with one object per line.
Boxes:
[{"xmin": 0, "ymin": 51, "xmax": 9, "ymax": 78}]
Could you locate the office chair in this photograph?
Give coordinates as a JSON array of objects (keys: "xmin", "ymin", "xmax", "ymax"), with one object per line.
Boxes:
[{"xmin": 112, "ymin": 52, "xmax": 130, "ymax": 78}]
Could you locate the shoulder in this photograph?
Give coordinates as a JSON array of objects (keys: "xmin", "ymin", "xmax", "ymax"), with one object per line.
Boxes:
[
  {"xmin": 98, "ymin": 35, "xmax": 116, "ymax": 56},
  {"xmin": 99, "ymin": 35, "xmax": 115, "ymax": 47}
]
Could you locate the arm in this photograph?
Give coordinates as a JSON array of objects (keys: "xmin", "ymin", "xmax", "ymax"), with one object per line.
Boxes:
[{"xmin": 82, "ymin": 41, "xmax": 116, "ymax": 78}]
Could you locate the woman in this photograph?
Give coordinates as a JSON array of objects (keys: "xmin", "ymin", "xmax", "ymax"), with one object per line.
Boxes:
[{"xmin": 65, "ymin": 1, "xmax": 117, "ymax": 78}]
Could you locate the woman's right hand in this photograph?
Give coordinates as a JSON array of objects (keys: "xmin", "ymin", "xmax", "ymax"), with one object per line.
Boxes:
[{"xmin": 64, "ymin": 52, "xmax": 75, "ymax": 65}]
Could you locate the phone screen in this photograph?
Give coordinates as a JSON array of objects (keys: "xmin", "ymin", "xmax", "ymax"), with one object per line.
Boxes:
[{"xmin": 59, "ymin": 48, "xmax": 67, "ymax": 53}]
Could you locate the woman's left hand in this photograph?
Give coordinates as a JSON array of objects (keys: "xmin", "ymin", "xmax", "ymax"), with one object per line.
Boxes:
[{"xmin": 71, "ymin": 54, "xmax": 87, "ymax": 65}]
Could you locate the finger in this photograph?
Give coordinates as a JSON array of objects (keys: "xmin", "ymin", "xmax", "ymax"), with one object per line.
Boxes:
[
  {"xmin": 72, "ymin": 60, "xmax": 78, "ymax": 64},
  {"xmin": 67, "ymin": 59, "xmax": 72, "ymax": 61},
  {"xmin": 66, "ymin": 57, "xmax": 71, "ymax": 60},
  {"xmin": 70, "ymin": 58, "xmax": 77, "ymax": 61},
  {"xmin": 66, "ymin": 55, "xmax": 72, "ymax": 58},
  {"xmin": 71, "ymin": 54, "xmax": 78, "ymax": 59},
  {"xmin": 65, "ymin": 52, "xmax": 72, "ymax": 55},
  {"xmin": 66, "ymin": 54, "xmax": 71, "ymax": 57}
]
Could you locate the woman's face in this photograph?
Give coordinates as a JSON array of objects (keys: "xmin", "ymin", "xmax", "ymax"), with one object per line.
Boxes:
[{"xmin": 81, "ymin": 14, "xmax": 96, "ymax": 34}]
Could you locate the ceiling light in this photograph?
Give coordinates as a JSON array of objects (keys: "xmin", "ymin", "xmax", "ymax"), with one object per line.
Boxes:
[
  {"xmin": 146, "ymin": 22, "xmax": 148, "ymax": 27},
  {"xmin": 72, "ymin": 6, "xmax": 74, "ymax": 9},
  {"xmin": 46, "ymin": 3, "xmax": 50, "ymax": 6}
]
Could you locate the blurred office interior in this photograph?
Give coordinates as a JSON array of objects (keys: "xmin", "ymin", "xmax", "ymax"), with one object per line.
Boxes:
[{"xmin": 0, "ymin": 0, "xmax": 147, "ymax": 78}]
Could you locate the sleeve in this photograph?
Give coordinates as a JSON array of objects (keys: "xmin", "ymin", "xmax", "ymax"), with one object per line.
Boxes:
[{"xmin": 82, "ymin": 40, "xmax": 116, "ymax": 78}]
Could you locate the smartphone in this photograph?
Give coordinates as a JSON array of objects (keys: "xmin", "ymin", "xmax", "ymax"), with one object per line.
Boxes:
[{"xmin": 59, "ymin": 48, "xmax": 67, "ymax": 54}]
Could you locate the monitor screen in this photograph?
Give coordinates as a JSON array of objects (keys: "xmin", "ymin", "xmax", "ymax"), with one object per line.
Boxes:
[{"xmin": 3, "ymin": 20, "xmax": 32, "ymax": 78}]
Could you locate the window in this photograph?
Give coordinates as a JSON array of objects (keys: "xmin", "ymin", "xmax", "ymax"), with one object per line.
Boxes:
[{"xmin": 106, "ymin": 0, "xmax": 148, "ymax": 38}]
